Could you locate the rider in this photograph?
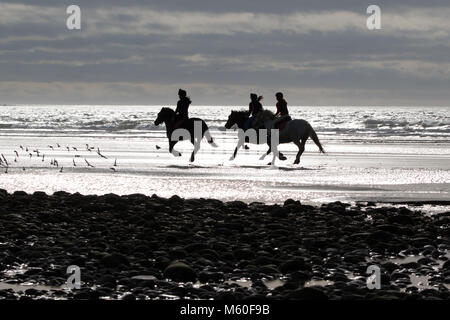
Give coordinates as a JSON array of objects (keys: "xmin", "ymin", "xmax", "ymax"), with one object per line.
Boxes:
[
  {"xmin": 275, "ymin": 92, "xmax": 289, "ymax": 117},
  {"xmin": 244, "ymin": 93, "xmax": 263, "ymax": 130},
  {"xmin": 274, "ymin": 92, "xmax": 291, "ymax": 129},
  {"xmin": 175, "ymin": 89, "xmax": 191, "ymax": 126}
]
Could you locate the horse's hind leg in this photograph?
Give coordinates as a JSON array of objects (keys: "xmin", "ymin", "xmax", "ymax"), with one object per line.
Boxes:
[
  {"xmin": 190, "ymin": 138, "xmax": 201, "ymax": 162},
  {"xmin": 293, "ymin": 140, "xmax": 305, "ymax": 165}
]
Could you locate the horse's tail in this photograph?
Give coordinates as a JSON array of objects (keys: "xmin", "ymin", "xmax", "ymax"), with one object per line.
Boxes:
[
  {"xmin": 202, "ymin": 121, "xmax": 218, "ymax": 147},
  {"xmin": 309, "ymin": 126, "xmax": 325, "ymax": 153}
]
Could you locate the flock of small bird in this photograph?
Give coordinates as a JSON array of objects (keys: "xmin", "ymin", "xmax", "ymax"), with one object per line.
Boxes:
[{"xmin": 0, "ymin": 143, "xmax": 118, "ymax": 174}]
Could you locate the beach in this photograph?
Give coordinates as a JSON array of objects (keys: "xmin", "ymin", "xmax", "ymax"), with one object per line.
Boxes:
[
  {"xmin": 0, "ymin": 105, "xmax": 449, "ymax": 300},
  {"xmin": 0, "ymin": 105, "xmax": 449, "ymax": 206}
]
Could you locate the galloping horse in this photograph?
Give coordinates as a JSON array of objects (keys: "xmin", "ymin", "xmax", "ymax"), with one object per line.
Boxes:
[
  {"xmin": 225, "ymin": 110, "xmax": 325, "ymax": 165},
  {"xmin": 154, "ymin": 107, "xmax": 217, "ymax": 162},
  {"xmin": 224, "ymin": 110, "xmax": 287, "ymax": 161},
  {"xmin": 253, "ymin": 110, "xmax": 325, "ymax": 165}
]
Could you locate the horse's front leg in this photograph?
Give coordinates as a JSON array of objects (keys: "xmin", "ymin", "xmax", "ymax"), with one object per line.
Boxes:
[
  {"xmin": 259, "ymin": 147, "xmax": 271, "ymax": 161},
  {"xmin": 269, "ymin": 146, "xmax": 277, "ymax": 167},
  {"xmin": 261, "ymin": 147, "xmax": 286, "ymax": 161},
  {"xmin": 230, "ymin": 139, "xmax": 243, "ymax": 161},
  {"xmin": 169, "ymin": 140, "xmax": 182, "ymax": 157}
]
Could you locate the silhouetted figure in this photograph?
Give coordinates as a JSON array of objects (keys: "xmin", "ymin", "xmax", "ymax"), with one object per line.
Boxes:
[
  {"xmin": 274, "ymin": 92, "xmax": 291, "ymax": 130},
  {"xmin": 275, "ymin": 92, "xmax": 289, "ymax": 116},
  {"xmin": 175, "ymin": 89, "xmax": 191, "ymax": 127},
  {"xmin": 154, "ymin": 107, "xmax": 217, "ymax": 162},
  {"xmin": 244, "ymin": 93, "xmax": 263, "ymax": 130}
]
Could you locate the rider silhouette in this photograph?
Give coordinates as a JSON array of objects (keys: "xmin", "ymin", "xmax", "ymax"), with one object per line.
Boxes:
[
  {"xmin": 274, "ymin": 92, "xmax": 291, "ymax": 130},
  {"xmin": 175, "ymin": 89, "xmax": 191, "ymax": 127},
  {"xmin": 244, "ymin": 93, "xmax": 263, "ymax": 130},
  {"xmin": 275, "ymin": 92, "xmax": 289, "ymax": 116}
]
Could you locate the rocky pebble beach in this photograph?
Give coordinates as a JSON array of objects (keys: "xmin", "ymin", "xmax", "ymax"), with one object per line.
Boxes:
[{"xmin": 0, "ymin": 188, "xmax": 449, "ymax": 300}]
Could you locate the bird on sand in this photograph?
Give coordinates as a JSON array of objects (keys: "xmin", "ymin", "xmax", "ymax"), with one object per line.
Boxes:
[
  {"xmin": 97, "ymin": 148, "xmax": 108, "ymax": 159},
  {"xmin": 85, "ymin": 159, "xmax": 94, "ymax": 168},
  {"xmin": 1, "ymin": 154, "xmax": 8, "ymax": 166}
]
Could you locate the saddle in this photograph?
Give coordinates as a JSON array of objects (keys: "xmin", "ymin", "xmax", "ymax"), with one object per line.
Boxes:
[
  {"xmin": 274, "ymin": 116, "xmax": 291, "ymax": 131},
  {"xmin": 174, "ymin": 118, "xmax": 187, "ymax": 129}
]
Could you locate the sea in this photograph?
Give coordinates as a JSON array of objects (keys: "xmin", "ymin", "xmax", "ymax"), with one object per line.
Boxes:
[{"xmin": 0, "ymin": 105, "xmax": 449, "ymax": 210}]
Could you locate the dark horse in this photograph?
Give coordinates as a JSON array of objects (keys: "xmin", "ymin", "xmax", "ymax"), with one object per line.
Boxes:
[
  {"xmin": 154, "ymin": 107, "xmax": 217, "ymax": 162},
  {"xmin": 224, "ymin": 110, "xmax": 287, "ymax": 161},
  {"xmin": 225, "ymin": 110, "xmax": 325, "ymax": 165}
]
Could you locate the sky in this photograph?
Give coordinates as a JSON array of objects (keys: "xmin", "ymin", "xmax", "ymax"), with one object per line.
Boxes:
[{"xmin": 0, "ymin": 0, "xmax": 449, "ymax": 106}]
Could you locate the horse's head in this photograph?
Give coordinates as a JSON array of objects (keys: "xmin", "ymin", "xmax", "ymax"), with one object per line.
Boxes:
[
  {"xmin": 225, "ymin": 111, "xmax": 249, "ymax": 129},
  {"xmin": 154, "ymin": 107, "xmax": 175, "ymax": 126}
]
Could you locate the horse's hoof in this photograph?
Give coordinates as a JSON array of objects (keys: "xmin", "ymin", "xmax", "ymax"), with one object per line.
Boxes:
[
  {"xmin": 267, "ymin": 162, "xmax": 272, "ymax": 166},
  {"xmin": 259, "ymin": 155, "xmax": 266, "ymax": 161},
  {"xmin": 294, "ymin": 160, "xmax": 300, "ymax": 165},
  {"xmin": 229, "ymin": 157, "xmax": 235, "ymax": 161},
  {"xmin": 279, "ymin": 156, "xmax": 287, "ymax": 161}
]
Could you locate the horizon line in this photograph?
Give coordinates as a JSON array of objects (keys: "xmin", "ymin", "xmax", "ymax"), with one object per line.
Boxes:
[{"xmin": 2, "ymin": 103, "xmax": 450, "ymax": 108}]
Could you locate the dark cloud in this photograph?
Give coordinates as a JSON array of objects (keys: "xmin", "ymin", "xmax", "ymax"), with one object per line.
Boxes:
[
  {"xmin": 0, "ymin": 1, "xmax": 449, "ymax": 105},
  {"xmin": 3, "ymin": 0, "xmax": 450, "ymax": 12}
]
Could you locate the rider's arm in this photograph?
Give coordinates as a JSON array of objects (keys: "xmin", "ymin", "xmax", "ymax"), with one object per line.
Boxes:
[{"xmin": 175, "ymin": 101, "xmax": 182, "ymax": 115}]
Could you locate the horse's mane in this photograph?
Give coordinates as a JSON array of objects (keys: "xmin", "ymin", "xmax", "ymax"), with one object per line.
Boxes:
[
  {"xmin": 232, "ymin": 110, "xmax": 250, "ymax": 114},
  {"xmin": 162, "ymin": 107, "xmax": 175, "ymax": 113},
  {"xmin": 251, "ymin": 110, "xmax": 275, "ymax": 129},
  {"xmin": 259, "ymin": 109, "xmax": 275, "ymax": 120},
  {"xmin": 258, "ymin": 110, "xmax": 275, "ymax": 121}
]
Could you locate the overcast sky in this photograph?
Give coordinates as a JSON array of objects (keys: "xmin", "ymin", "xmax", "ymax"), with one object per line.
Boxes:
[{"xmin": 1, "ymin": 0, "xmax": 449, "ymax": 106}]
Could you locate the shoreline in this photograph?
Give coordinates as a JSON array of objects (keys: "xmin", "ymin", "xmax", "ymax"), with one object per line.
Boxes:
[{"xmin": 0, "ymin": 189, "xmax": 449, "ymax": 300}]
